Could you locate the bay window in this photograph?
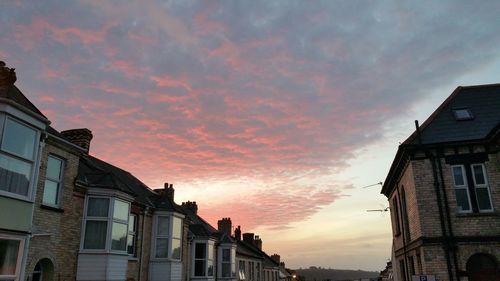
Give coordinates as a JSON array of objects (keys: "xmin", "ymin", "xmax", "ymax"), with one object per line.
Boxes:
[
  {"xmin": 82, "ymin": 196, "xmax": 130, "ymax": 252},
  {"xmin": 127, "ymin": 214, "xmax": 137, "ymax": 256},
  {"xmin": 153, "ymin": 214, "xmax": 183, "ymax": 260},
  {"xmin": 42, "ymin": 155, "xmax": 65, "ymax": 207},
  {"xmin": 238, "ymin": 260, "xmax": 246, "ymax": 280},
  {"xmin": 192, "ymin": 240, "xmax": 215, "ymax": 277},
  {"xmin": 0, "ymin": 117, "xmax": 39, "ymax": 199},
  {"xmin": 218, "ymin": 245, "xmax": 236, "ymax": 278},
  {"xmin": 0, "ymin": 235, "xmax": 24, "ymax": 280}
]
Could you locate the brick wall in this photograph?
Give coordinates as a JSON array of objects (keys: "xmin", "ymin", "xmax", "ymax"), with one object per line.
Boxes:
[{"xmin": 26, "ymin": 138, "xmax": 84, "ymax": 281}]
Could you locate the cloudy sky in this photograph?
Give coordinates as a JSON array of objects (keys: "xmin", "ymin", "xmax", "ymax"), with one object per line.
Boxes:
[{"xmin": 2, "ymin": 0, "xmax": 500, "ymax": 271}]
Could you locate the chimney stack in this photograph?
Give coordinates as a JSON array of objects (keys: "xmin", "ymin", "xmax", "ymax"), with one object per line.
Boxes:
[
  {"xmin": 217, "ymin": 217, "xmax": 232, "ymax": 236},
  {"xmin": 234, "ymin": 226, "xmax": 241, "ymax": 241},
  {"xmin": 181, "ymin": 201, "xmax": 198, "ymax": 214},
  {"xmin": 254, "ymin": 235, "xmax": 262, "ymax": 250},
  {"xmin": 271, "ymin": 254, "xmax": 281, "ymax": 264},
  {"xmin": 0, "ymin": 61, "xmax": 17, "ymax": 90},
  {"xmin": 61, "ymin": 128, "xmax": 93, "ymax": 153},
  {"xmin": 242, "ymin": 233, "xmax": 254, "ymax": 244},
  {"xmin": 164, "ymin": 183, "xmax": 174, "ymax": 201}
]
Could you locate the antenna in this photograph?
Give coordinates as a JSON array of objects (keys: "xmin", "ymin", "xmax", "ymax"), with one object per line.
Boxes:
[
  {"xmin": 366, "ymin": 206, "xmax": 390, "ymax": 212},
  {"xmin": 360, "ymin": 182, "xmax": 383, "ymax": 189}
]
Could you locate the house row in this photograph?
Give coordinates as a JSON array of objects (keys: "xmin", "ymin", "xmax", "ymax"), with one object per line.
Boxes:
[
  {"xmin": 0, "ymin": 62, "xmax": 294, "ymax": 281},
  {"xmin": 381, "ymin": 83, "xmax": 500, "ymax": 281}
]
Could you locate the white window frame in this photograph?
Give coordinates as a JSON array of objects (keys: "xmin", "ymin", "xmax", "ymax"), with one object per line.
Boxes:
[
  {"xmin": 238, "ymin": 260, "xmax": 246, "ymax": 280},
  {"xmin": 451, "ymin": 165, "xmax": 473, "ymax": 213},
  {"xmin": 0, "ymin": 234, "xmax": 25, "ymax": 281},
  {"xmin": 42, "ymin": 154, "xmax": 65, "ymax": 208},
  {"xmin": 0, "ymin": 115, "xmax": 41, "ymax": 201},
  {"xmin": 471, "ymin": 163, "xmax": 494, "ymax": 212},
  {"xmin": 151, "ymin": 213, "xmax": 184, "ymax": 261},
  {"xmin": 218, "ymin": 245, "xmax": 236, "ymax": 278},
  {"xmin": 80, "ymin": 196, "xmax": 130, "ymax": 253},
  {"xmin": 191, "ymin": 239, "xmax": 215, "ymax": 278},
  {"xmin": 127, "ymin": 213, "xmax": 137, "ymax": 256}
]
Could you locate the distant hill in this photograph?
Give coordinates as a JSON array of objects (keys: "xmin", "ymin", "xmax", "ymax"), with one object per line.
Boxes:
[{"xmin": 294, "ymin": 266, "xmax": 379, "ymax": 281}]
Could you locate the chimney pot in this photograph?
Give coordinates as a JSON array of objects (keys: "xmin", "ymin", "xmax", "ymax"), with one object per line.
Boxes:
[
  {"xmin": 234, "ymin": 226, "xmax": 241, "ymax": 241},
  {"xmin": 0, "ymin": 61, "xmax": 17, "ymax": 90},
  {"xmin": 218, "ymin": 217, "xmax": 232, "ymax": 236}
]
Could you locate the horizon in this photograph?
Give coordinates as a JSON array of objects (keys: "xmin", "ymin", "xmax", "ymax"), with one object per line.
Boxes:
[{"xmin": 1, "ymin": 1, "xmax": 500, "ymax": 272}]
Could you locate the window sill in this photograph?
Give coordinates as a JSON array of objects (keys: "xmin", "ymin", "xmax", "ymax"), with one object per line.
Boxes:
[
  {"xmin": 128, "ymin": 256, "xmax": 138, "ymax": 261},
  {"xmin": 40, "ymin": 204, "xmax": 64, "ymax": 213},
  {"xmin": 456, "ymin": 211, "xmax": 498, "ymax": 217},
  {"xmin": 79, "ymin": 250, "xmax": 130, "ymax": 256}
]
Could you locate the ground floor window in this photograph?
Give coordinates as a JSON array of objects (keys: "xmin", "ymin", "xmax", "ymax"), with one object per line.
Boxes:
[{"xmin": 0, "ymin": 236, "xmax": 24, "ymax": 280}]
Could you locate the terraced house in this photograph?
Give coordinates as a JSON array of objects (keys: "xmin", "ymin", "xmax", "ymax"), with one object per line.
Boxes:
[
  {"xmin": 0, "ymin": 62, "xmax": 291, "ymax": 281},
  {"xmin": 382, "ymin": 84, "xmax": 500, "ymax": 281}
]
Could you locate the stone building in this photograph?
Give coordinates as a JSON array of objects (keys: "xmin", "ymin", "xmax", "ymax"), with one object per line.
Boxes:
[{"xmin": 382, "ymin": 84, "xmax": 500, "ymax": 281}]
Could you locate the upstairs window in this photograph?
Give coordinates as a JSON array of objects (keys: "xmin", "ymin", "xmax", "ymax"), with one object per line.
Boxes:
[
  {"xmin": 82, "ymin": 197, "xmax": 130, "ymax": 252},
  {"xmin": 154, "ymin": 215, "xmax": 183, "ymax": 260},
  {"xmin": 218, "ymin": 246, "xmax": 236, "ymax": 278},
  {"xmin": 0, "ymin": 117, "xmax": 38, "ymax": 199},
  {"xmin": 192, "ymin": 241, "xmax": 214, "ymax": 277},
  {"xmin": 42, "ymin": 155, "xmax": 65, "ymax": 207},
  {"xmin": 127, "ymin": 214, "xmax": 137, "ymax": 256},
  {"xmin": 452, "ymin": 164, "xmax": 493, "ymax": 213},
  {"xmin": 238, "ymin": 260, "xmax": 246, "ymax": 280}
]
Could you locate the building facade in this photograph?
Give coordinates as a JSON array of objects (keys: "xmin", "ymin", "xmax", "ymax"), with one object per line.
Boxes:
[{"xmin": 382, "ymin": 84, "xmax": 500, "ymax": 281}]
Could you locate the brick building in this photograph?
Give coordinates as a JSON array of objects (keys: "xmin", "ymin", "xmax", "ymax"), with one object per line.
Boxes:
[{"xmin": 382, "ymin": 84, "xmax": 500, "ymax": 281}]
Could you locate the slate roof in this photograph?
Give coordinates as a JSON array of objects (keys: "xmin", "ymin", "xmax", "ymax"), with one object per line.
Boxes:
[
  {"xmin": 76, "ymin": 154, "xmax": 182, "ymax": 210},
  {"xmin": 404, "ymin": 83, "xmax": 500, "ymax": 145},
  {"xmin": 236, "ymin": 240, "xmax": 264, "ymax": 259},
  {"xmin": 0, "ymin": 84, "xmax": 47, "ymax": 119},
  {"xmin": 182, "ymin": 206, "xmax": 225, "ymax": 239}
]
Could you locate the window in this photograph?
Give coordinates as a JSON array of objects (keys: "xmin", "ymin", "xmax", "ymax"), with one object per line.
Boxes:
[
  {"xmin": 193, "ymin": 241, "xmax": 214, "ymax": 277},
  {"xmin": 82, "ymin": 197, "xmax": 130, "ymax": 252},
  {"xmin": 452, "ymin": 164, "xmax": 493, "ymax": 213},
  {"xmin": 0, "ymin": 236, "xmax": 24, "ymax": 280},
  {"xmin": 453, "ymin": 108, "xmax": 473, "ymax": 121},
  {"xmin": 219, "ymin": 246, "xmax": 236, "ymax": 278},
  {"xmin": 392, "ymin": 197, "xmax": 401, "ymax": 236},
  {"xmin": 127, "ymin": 214, "xmax": 137, "ymax": 256},
  {"xmin": 154, "ymin": 215, "xmax": 183, "ymax": 260},
  {"xmin": 42, "ymin": 155, "xmax": 64, "ymax": 207},
  {"xmin": 0, "ymin": 117, "xmax": 38, "ymax": 199},
  {"xmin": 249, "ymin": 261, "xmax": 254, "ymax": 281},
  {"xmin": 239, "ymin": 260, "xmax": 246, "ymax": 280},
  {"xmin": 471, "ymin": 164, "xmax": 493, "ymax": 212}
]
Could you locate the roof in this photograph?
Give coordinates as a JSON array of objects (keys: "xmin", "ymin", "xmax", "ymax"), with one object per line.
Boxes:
[
  {"xmin": 77, "ymin": 154, "xmax": 167, "ymax": 209},
  {"xmin": 404, "ymin": 83, "xmax": 500, "ymax": 145},
  {"xmin": 181, "ymin": 206, "xmax": 234, "ymax": 241},
  {"xmin": 236, "ymin": 240, "xmax": 264, "ymax": 259},
  {"xmin": 0, "ymin": 84, "xmax": 47, "ymax": 120},
  {"xmin": 382, "ymin": 83, "xmax": 500, "ymax": 196}
]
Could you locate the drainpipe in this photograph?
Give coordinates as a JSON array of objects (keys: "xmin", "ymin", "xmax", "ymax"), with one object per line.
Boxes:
[
  {"xmin": 395, "ymin": 185, "xmax": 410, "ymax": 281},
  {"xmin": 436, "ymin": 152, "xmax": 460, "ymax": 278},
  {"xmin": 415, "ymin": 120, "xmax": 454, "ymax": 281}
]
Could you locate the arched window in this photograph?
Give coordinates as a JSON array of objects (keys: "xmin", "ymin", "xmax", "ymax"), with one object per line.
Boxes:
[
  {"xmin": 32, "ymin": 262, "xmax": 42, "ymax": 281},
  {"xmin": 31, "ymin": 259, "xmax": 54, "ymax": 281}
]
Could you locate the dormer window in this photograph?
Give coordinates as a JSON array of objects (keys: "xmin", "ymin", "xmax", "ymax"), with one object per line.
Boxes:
[{"xmin": 453, "ymin": 108, "xmax": 473, "ymax": 121}]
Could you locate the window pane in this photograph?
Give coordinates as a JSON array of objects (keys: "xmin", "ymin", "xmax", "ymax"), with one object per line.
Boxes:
[
  {"xmin": 127, "ymin": 234, "xmax": 135, "ymax": 255},
  {"xmin": 472, "ymin": 165, "xmax": 486, "ymax": 185},
  {"xmin": 113, "ymin": 200, "xmax": 129, "ymax": 221},
  {"xmin": 46, "ymin": 156, "xmax": 62, "ymax": 180},
  {"xmin": 156, "ymin": 238, "xmax": 168, "ymax": 258},
  {"xmin": 84, "ymin": 221, "xmax": 107, "ymax": 249},
  {"xmin": 195, "ymin": 243, "xmax": 206, "ymax": 258},
  {"xmin": 87, "ymin": 198, "xmax": 109, "ymax": 217},
  {"xmin": 0, "ymin": 239, "xmax": 20, "ymax": 275},
  {"xmin": 172, "ymin": 216, "xmax": 182, "ymax": 239},
  {"xmin": 2, "ymin": 118, "xmax": 36, "ymax": 159},
  {"xmin": 111, "ymin": 222, "xmax": 128, "ymax": 251},
  {"xmin": 171, "ymin": 238, "xmax": 181, "ymax": 259},
  {"xmin": 157, "ymin": 216, "xmax": 169, "ymax": 236},
  {"xmin": 222, "ymin": 248, "xmax": 231, "ymax": 261},
  {"xmin": 195, "ymin": 260, "xmax": 206, "ymax": 276},
  {"xmin": 129, "ymin": 214, "xmax": 136, "ymax": 232},
  {"xmin": 476, "ymin": 188, "xmax": 492, "ymax": 211},
  {"xmin": 208, "ymin": 243, "xmax": 214, "ymax": 259},
  {"xmin": 222, "ymin": 263, "xmax": 231, "ymax": 277},
  {"xmin": 452, "ymin": 167, "xmax": 465, "ymax": 186},
  {"xmin": 0, "ymin": 153, "xmax": 31, "ymax": 196},
  {"xmin": 42, "ymin": 180, "xmax": 59, "ymax": 205},
  {"xmin": 455, "ymin": 189, "xmax": 471, "ymax": 212},
  {"xmin": 208, "ymin": 260, "xmax": 214, "ymax": 276}
]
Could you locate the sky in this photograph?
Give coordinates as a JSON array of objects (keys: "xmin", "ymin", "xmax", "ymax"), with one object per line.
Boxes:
[{"xmin": 1, "ymin": 0, "xmax": 500, "ymax": 271}]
